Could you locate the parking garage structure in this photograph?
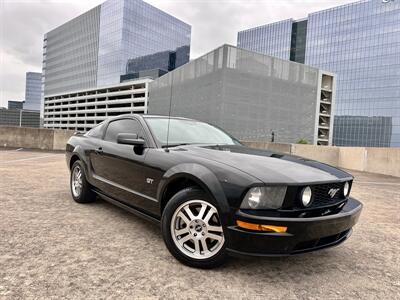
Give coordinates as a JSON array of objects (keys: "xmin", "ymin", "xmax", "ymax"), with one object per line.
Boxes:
[{"xmin": 43, "ymin": 79, "xmax": 152, "ymax": 132}]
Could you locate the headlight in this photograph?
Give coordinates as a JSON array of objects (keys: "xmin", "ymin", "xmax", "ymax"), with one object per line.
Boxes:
[
  {"xmin": 301, "ymin": 186, "xmax": 312, "ymax": 207},
  {"xmin": 240, "ymin": 186, "xmax": 287, "ymax": 209},
  {"xmin": 343, "ymin": 182, "xmax": 350, "ymax": 197}
]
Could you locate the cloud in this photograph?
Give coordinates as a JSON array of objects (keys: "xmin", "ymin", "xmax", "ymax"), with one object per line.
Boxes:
[
  {"xmin": 0, "ymin": 0, "xmax": 356, "ymax": 107},
  {"xmin": 0, "ymin": 0, "xmax": 103, "ymax": 107}
]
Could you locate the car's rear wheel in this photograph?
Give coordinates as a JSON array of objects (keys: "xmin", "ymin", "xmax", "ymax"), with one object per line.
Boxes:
[
  {"xmin": 70, "ymin": 160, "xmax": 96, "ymax": 203},
  {"xmin": 161, "ymin": 187, "xmax": 227, "ymax": 268}
]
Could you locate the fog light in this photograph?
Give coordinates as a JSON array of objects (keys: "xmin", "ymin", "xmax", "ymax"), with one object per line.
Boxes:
[
  {"xmin": 343, "ymin": 182, "xmax": 350, "ymax": 197},
  {"xmin": 301, "ymin": 186, "xmax": 312, "ymax": 207},
  {"xmin": 236, "ymin": 220, "xmax": 287, "ymax": 233}
]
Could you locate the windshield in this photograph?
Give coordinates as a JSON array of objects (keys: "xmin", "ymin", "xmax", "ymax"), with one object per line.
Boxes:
[{"xmin": 145, "ymin": 117, "xmax": 240, "ymax": 147}]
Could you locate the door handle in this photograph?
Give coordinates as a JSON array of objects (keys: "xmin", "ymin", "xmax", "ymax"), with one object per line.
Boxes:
[{"xmin": 95, "ymin": 147, "xmax": 103, "ymax": 154}]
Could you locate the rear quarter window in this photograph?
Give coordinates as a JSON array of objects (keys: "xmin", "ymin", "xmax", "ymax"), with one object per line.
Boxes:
[{"xmin": 85, "ymin": 122, "xmax": 106, "ymax": 139}]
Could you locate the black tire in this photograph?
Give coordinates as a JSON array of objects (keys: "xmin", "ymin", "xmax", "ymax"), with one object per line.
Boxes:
[
  {"xmin": 161, "ymin": 187, "xmax": 227, "ymax": 269},
  {"xmin": 70, "ymin": 160, "xmax": 96, "ymax": 203}
]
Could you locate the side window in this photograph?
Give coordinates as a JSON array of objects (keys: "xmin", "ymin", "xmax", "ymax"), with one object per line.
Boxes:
[
  {"xmin": 86, "ymin": 122, "xmax": 106, "ymax": 139},
  {"xmin": 104, "ymin": 119, "xmax": 144, "ymax": 143}
]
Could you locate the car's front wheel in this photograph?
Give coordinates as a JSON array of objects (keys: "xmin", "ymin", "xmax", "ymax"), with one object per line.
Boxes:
[{"xmin": 161, "ymin": 187, "xmax": 227, "ymax": 268}]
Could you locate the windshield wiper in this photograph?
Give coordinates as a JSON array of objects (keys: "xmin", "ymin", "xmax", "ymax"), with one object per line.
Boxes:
[{"xmin": 162, "ymin": 143, "xmax": 191, "ymax": 148}]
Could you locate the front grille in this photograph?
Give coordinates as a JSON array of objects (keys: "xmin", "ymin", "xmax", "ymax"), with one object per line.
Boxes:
[
  {"xmin": 310, "ymin": 182, "xmax": 346, "ymax": 208},
  {"xmin": 280, "ymin": 181, "xmax": 351, "ymax": 215}
]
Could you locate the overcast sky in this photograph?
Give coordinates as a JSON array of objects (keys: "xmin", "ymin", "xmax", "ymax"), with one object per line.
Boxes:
[{"xmin": 0, "ymin": 0, "xmax": 356, "ymax": 108}]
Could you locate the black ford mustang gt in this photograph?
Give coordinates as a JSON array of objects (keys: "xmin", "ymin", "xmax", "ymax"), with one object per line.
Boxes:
[{"xmin": 66, "ymin": 114, "xmax": 362, "ymax": 268}]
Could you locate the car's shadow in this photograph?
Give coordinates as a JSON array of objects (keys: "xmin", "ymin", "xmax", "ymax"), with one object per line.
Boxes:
[
  {"xmin": 89, "ymin": 196, "xmax": 161, "ymax": 235},
  {"xmin": 89, "ymin": 197, "xmax": 340, "ymax": 273}
]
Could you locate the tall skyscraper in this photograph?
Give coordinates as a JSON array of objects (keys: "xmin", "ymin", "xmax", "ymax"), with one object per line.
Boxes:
[
  {"xmin": 237, "ymin": 19, "xmax": 293, "ymax": 61},
  {"xmin": 42, "ymin": 0, "xmax": 191, "ymax": 131},
  {"xmin": 237, "ymin": 0, "xmax": 400, "ymax": 147},
  {"xmin": 24, "ymin": 72, "xmax": 41, "ymax": 111},
  {"xmin": 42, "ymin": 0, "xmax": 191, "ymax": 96}
]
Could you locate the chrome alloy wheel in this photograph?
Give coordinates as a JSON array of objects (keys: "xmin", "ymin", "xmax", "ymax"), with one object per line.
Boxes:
[
  {"xmin": 71, "ymin": 165, "xmax": 83, "ymax": 197},
  {"xmin": 170, "ymin": 200, "xmax": 225, "ymax": 259}
]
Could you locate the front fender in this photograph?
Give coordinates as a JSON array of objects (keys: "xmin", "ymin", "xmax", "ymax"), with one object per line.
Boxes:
[{"xmin": 157, "ymin": 163, "xmax": 230, "ymax": 221}]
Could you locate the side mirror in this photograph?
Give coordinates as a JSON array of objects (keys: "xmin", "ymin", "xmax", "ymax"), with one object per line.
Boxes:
[{"xmin": 117, "ymin": 133, "xmax": 145, "ymax": 147}]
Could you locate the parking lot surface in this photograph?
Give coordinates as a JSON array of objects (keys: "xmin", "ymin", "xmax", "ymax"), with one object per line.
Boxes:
[{"xmin": 1, "ymin": 149, "xmax": 399, "ymax": 299}]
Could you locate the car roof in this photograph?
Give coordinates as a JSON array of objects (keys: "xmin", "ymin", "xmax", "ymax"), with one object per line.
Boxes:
[
  {"xmin": 143, "ymin": 114, "xmax": 196, "ymax": 121},
  {"xmin": 108, "ymin": 114, "xmax": 197, "ymax": 122}
]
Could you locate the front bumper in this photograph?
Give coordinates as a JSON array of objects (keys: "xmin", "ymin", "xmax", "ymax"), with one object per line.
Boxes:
[{"xmin": 226, "ymin": 197, "xmax": 362, "ymax": 257}]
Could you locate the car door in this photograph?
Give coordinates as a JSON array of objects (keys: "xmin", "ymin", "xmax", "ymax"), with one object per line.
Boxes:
[
  {"xmin": 93, "ymin": 118, "xmax": 158, "ymax": 214},
  {"xmin": 86, "ymin": 122, "xmax": 108, "ymax": 184}
]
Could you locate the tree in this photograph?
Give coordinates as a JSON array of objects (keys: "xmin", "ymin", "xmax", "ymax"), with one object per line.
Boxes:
[{"xmin": 297, "ymin": 138, "xmax": 308, "ymax": 144}]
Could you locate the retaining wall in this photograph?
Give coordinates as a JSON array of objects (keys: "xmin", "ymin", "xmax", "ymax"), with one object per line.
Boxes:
[
  {"xmin": 0, "ymin": 126, "xmax": 75, "ymax": 151},
  {"xmin": 242, "ymin": 141, "xmax": 400, "ymax": 178},
  {"xmin": 0, "ymin": 126, "xmax": 398, "ymax": 177}
]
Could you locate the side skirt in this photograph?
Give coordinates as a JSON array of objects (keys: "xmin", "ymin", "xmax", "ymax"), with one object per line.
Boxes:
[{"xmin": 93, "ymin": 190, "xmax": 160, "ymax": 225}]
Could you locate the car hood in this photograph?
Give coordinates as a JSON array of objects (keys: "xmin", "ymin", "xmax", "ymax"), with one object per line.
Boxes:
[{"xmin": 178, "ymin": 144, "xmax": 352, "ymax": 184}]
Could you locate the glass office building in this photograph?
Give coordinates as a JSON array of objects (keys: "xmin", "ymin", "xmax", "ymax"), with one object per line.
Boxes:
[
  {"xmin": 237, "ymin": 0, "xmax": 400, "ymax": 147},
  {"xmin": 24, "ymin": 72, "xmax": 42, "ymax": 111},
  {"xmin": 128, "ymin": 46, "xmax": 189, "ymax": 75},
  {"xmin": 8, "ymin": 101, "xmax": 24, "ymax": 110},
  {"xmin": 43, "ymin": 0, "xmax": 191, "ymax": 96},
  {"xmin": 333, "ymin": 115, "xmax": 392, "ymax": 147},
  {"xmin": 237, "ymin": 19, "xmax": 293, "ymax": 60},
  {"xmin": 0, "ymin": 108, "xmax": 40, "ymax": 128},
  {"xmin": 96, "ymin": 0, "xmax": 190, "ymax": 86},
  {"xmin": 43, "ymin": 7, "xmax": 101, "ymax": 96}
]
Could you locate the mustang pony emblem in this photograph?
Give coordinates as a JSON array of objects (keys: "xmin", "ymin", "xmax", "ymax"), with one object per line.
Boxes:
[{"xmin": 328, "ymin": 188, "xmax": 340, "ymax": 198}]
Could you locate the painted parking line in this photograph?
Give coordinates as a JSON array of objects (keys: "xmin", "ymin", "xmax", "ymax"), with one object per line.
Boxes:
[
  {"xmin": 0, "ymin": 149, "xmax": 23, "ymax": 152},
  {"xmin": 0, "ymin": 154, "xmax": 59, "ymax": 164},
  {"xmin": 355, "ymin": 181, "xmax": 400, "ymax": 186}
]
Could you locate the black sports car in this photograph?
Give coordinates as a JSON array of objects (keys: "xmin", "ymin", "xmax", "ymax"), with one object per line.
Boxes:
[{"xmin": 66, "ymin": 114, "xmax": 362, "ymax": 268}]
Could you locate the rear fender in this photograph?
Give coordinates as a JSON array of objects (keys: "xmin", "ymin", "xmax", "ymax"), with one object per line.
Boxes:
[{"xmin": 69, "ymin": 145, "xmax": 92, "ymax": 180}]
